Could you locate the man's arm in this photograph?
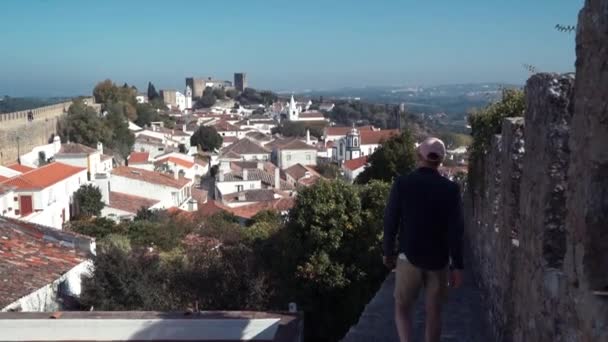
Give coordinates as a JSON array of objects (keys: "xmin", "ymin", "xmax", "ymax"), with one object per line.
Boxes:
[
  {"xmin": 448, "ymin": 183, "xmax": 464, "ymax": 270},
  {"xmin": 383, "ymin": 177, "xmax": 402, "ymax": 258}
]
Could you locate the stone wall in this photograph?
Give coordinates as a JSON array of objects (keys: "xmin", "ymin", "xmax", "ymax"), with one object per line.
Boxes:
[
  {"xmin": 0, "ymin": 97, "xmax": 96, "ymax": 165},
  {"xmin": 466, "ymin": 1, "xmax": 608, "ymax": 340}
]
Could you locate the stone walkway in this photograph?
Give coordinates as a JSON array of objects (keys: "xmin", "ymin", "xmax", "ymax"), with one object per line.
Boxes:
[{"xmin": 341, "ymin": 269, "xmax": 491, "ymax": 342}]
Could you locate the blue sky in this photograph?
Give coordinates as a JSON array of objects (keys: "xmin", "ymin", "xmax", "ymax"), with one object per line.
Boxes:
[{"xmin": 0, "ymin": 0, "xmax": 582, "ymax": 96}]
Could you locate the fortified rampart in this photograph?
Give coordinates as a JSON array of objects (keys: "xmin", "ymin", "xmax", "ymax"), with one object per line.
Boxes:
[
  {"xmin": 466, "ymin": 1, "xmax": 607, "ymax": 340},
  {"xmin": 0, "ymin": 97, "xmax": 95, "ymax": 165}
]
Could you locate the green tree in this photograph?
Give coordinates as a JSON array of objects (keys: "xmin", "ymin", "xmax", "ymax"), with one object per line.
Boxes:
[
  {"xmin": 356, "ymin": 129, "xmax": 416, "ymax": 184},
  {"xmin": 70, "ymin": 217, "xmax": 122, "ymax": 239},
  {"xmin": 58, "ymin": 99, "xmax": 110, "ymax": 146},
  {"xmin": 213, "ymin": 88, "xmax": 226, "ymax": 100},
  {"xmin": 104, "ymin": 102, "xmax": 136, "ymax": 161},
  {"xmin": 194, "ymin": 94, "xmax": 216, "ymax": 108},
  {"xmin": 316, "ymin": 163, "xmax": 342, "ymax": 179},
  {"xmin": 147, "ymin": 82, "xmax": 159, "ymax": 101},
  {"xmin": 190, "ymin": 126, "xmax": 222, "ymax": 152},
  {"xmin": 225, "ymin": 88, "xmax": 238, "ymax": 99},
  {"xmin": 468, "ymin": 89, "xmax": 525, "ymax": 161},
  {"xmin": 74, "ymin": 184, "xmax": 105, "ymax": 217},
  {"xmin": 134, "ymin": 103, "xmax": 159, "ymax": 127},
  {"xmin": 263, "ymin": 179, "xmax": 389, "ymax": 341}
]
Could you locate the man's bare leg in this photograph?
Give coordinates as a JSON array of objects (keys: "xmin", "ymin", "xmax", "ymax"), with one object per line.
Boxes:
[
  {"xmin": 395, "ymin": 301, "xmax": 413, "ymax": 342},
  {"xmin": 425, "ymin": 292, "xmax": 442, "ymax": 342}
]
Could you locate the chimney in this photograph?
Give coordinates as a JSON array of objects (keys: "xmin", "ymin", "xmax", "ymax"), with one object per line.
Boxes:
[
  {"xmin": 306, "ymin": 129, "xmax": 311, "ymax": 144},
  {"xmin": 274, "ymin": 167, "xmax": 280, "ymax": 190},
  {"xmin": 243, "ymin": 169, "xmax": 248, "ymax": 181}
]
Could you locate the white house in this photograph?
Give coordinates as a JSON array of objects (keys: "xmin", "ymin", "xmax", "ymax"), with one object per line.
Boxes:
[
  {"xmin": 0, "ymin": 216, "xmax": 95, "ymax": 312},
  {"xmin": 18, "ymin": 136, "xmax": 62, "ymax": 168},
  {"xmin": 0, "ymin": 162, "xmax": 88, "ymax": 230},
  {"xmin": 0, "ymin": 184, "xmax": 17, "ymax": 218},
  {"xmin": 267, "ymin": 138, "xmax": 317, "ymax": 170},
  {"xmin": 110, "ymin": 167, "xmax": 193, "ymax": 210},
  {"xmin": 215, "ymin": 161, "xmax": 293, "ymax": 200},
  {"xmin": 54, "ymin": 142, "xmax": 112, "ymax": 180},
  {"xmin": 153, "ymin": 152, "xmax": 209, "ymax": 181},
  {"xmin": 342, "ymin": 156, "xmax": 369, "ymax": 182}
]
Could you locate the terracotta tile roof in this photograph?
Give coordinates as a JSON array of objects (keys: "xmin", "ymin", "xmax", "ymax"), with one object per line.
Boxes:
[
  {"xmin": 128, "ymin": 152, "xmax": 150, "ymax": 164},
  {"xmin": 343, "ymin": 156, "xmax": 369, "ymax": 171},
  {"xmin": 58, "ymin": 143, "xmax": 98, "ymax": 155},
  {"xmin": 1, "ymin": 162, "xmax": 86, "ymax": 190},
  {"xmin": 111, "ymin": 167, "xmax": 191, "ymax": 189},
  {"xmin": 6, "ymin": 164, "xmax": 35, "ymax": 173},
  {"xmin": 284, "ymin": 164, "xmax": 310, "ymax": 180},
  {"xmin": 108, "ymin": 192, "xmax": 160, "ymax": 214},
  {"xmin": 222, "ymin": 136, "xmax": 239, "ymax": 144},
  {"xmin": 214, "ymin": 120, "xmax": 240, "ymax": 132},
  {"xmin": 267, "ymin": 138, "xmax": 316, "ymax": 151},
  {"xmin": 0, "ymin": 176, "xmax": 9, "ymax": 183},
  {"xmin": 245, "ymin": 131, "xmax": 272, "ymax": 142},
  {"xmin": 155, "ymin": 156, "xmax": 195, "ymax": 169},
  {"xmin": 0, "ymin": 217, "xmax": 93, "ymax": 308},
  {"xmin": 326, "ymin": 125, "xmax": 374, "ymax": 137},
  {"xmin": 360, "ymin": 129, "xmax": 400, "ymax": 145},
  {"xmin": 199, "ymin": 200, "xmax": 231, "ymax": 217},
  {"xmin": 228, "ymin": 197, "xmax": 295, "ymax": 219},
  {"xmin": 221, "ymin": 138, "xmax": 270, "ymax": 156}
]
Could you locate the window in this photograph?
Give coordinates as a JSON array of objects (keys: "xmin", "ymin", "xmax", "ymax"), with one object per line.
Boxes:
[
  {"xmin": 286, "ymin": 154, "xmax": 291, "ymax": 161},
  {"xmin": 236, "ymin": 185, "xmax": 244, "ymax": 192},
  {"xmin": 250, "ymin": 184, "xmax": 254, "ymax": 189},
  {"xmin": 306, "ymin": 154, "xmax": 311, "ymax": 161}
]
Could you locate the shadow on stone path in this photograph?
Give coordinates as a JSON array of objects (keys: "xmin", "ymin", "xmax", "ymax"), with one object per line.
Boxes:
[{"xmin": 342, "ymin": 269, "xmax": 491, "ymax": 342}]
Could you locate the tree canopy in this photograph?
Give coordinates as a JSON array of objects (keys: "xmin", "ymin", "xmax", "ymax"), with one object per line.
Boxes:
[
  {"xmin": 190, "ymin": 126, "xmax": 222, "ymax": 152},
  {"xmin": 58, "ymin": 99, "xmax": 110, "ymax": 146},
  {"xmin": 147, "ymin": 82, "xmax": 159, "ymax": 101},
  {"xmin": 74, "ymin": 184, "xmax": 105, "ymax": 218},
  {"xmin": 356, "ymin": 129, "xmax": 416, "ymax": 184}
]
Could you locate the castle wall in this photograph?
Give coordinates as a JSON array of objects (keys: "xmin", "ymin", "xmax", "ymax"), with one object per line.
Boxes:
[
  {"xmin": 0, "ymin": 98, "xmax": 95, "ymax": 165},
  {"xmin": 466, "ymin": 2, "xmax": 608, "ymax": 339}
]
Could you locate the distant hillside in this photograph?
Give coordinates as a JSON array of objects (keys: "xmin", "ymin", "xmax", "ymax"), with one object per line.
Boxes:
[
  {"xmin": 0, "ymin": 96, "xmax": 70, "ymax": 113},
  {"xmin": 295, "ymin": 83, "xmax": 522, "ymax": 132}
]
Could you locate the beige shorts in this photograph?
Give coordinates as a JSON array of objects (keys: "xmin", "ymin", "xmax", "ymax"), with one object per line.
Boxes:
[{"xmin": 394, "ymin": 254, "xmax": 448, "ymax": 307}]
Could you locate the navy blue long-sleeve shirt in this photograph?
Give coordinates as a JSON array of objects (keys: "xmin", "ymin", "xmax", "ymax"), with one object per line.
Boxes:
[{"xmin": 383, "ymin": 167, "xmax": 464, "ymax": 270}]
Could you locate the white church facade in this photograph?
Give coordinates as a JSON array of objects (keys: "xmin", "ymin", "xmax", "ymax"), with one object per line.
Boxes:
[{"xmin": 280, "ymin": 96, "xmax": 326, "ymax": 122}]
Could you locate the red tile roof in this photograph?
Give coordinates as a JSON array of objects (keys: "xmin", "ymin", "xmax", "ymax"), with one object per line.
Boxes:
[
  {"xmin": 221, "ymin": 138, "xmax": 271, "ymax": 156},
  {"xmin": 111, "ymin": 167, "xmax": 191, "ymax": 189},
  {"xmin": 222, "ymin": 136, "xmax": 239, "ymax": 144},
  {"xmin": 326, "ymin": 125, "xmax": 374, "ymax": 137},
  {"xmin": 199, "ymin": 200, "xmax": 231, "ymax": 217},
  {"xmin": 0, "ymin": 175, "xmax": 8, "ymax": 183},
  {"xmin": 214, "ymin": 120, "xmax": 240, "ymax": 132},
  {"xmin": 0, "ymin": 217, "xmax": 92, "ymax": 308},
  {"xmin": 6, "ymin": 164, "xmax": 35, "ymax": 173},
  {"xmin": 343, "ymin": 156, "xmax": 369, "ymax": 171},
  {"xmin": 128, "ymin": 152, "xmax": 150, "ymax": 164},
  {"xmin": 108, "ymin": 192, "xmax": 160, "ymax": 214},
  {"xmin": 360, "ymin": 129, "xmax": 400, "ymax": 145},
  {"xmin": 267, "ymin": 138, "xmax": 316, "ymax": 151},
  {"xmin": 155, "ymin": 156, "xmax": 195, "ymax": 169},
  {"xmin": 1, "ymin": 162, "xmax": 86, "ymax": 190},
  {"xmin": 228, "ymin": 198, "xmax": 295, "ymax": 219}
]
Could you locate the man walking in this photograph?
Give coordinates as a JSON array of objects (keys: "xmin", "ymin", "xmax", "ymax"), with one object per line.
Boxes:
[{"xmin": 383, "ymin": 137, "xmax": 464, "ymax": 342}]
